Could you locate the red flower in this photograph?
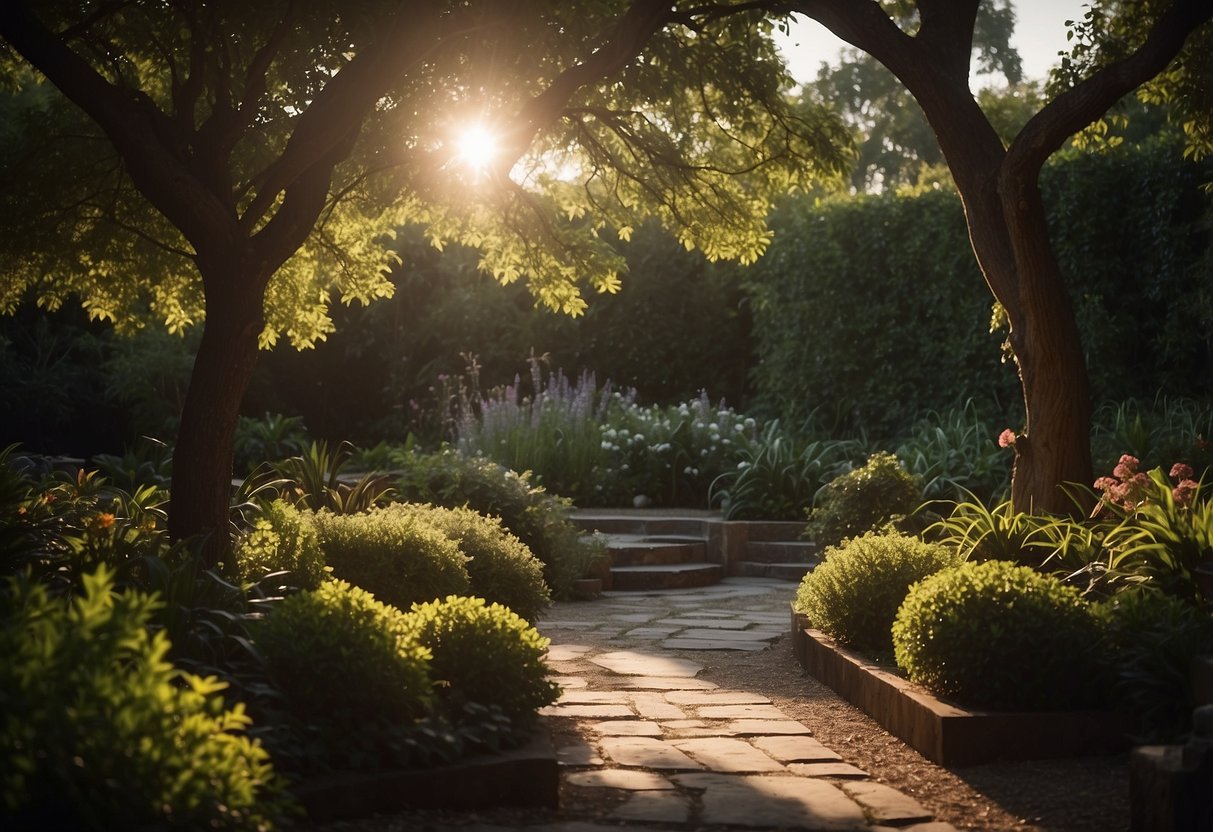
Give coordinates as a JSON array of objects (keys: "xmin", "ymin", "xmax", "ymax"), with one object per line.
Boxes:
[
  {"xmin": 997, "ymin": 429, "xmax": 1016, "ymax": 449},
  {"xmin": 1173, "ymin": 479, "xmax": 1198, "ymax": 507},
  {"xmin": 1112, "ymin": 454, "xmax": 1139, "ymax": 480},
  {"xmin": 1170, "ymin": 462, "xmax": 1195, "ymax": 481}
]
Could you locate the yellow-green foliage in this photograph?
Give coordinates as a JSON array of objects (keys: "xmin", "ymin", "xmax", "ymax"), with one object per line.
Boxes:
[
  {"xmin": 382, "ymin": 503, "xmax": 550, "ymax": 622},
  {"xmin": 255, "ymin": 580, "xmax": 432, "ymax": 730},
  {"xmin": 795, "ymin": 531, "xmax": 961, "ymax": 652},
  {"xmin": 805, "ymin": 452, "xmax": 922, "ymax": 548},
  {"xmin": 0, "ymin": 566, "xmax": 285, "ymax": 830},
  {"xmin": 233, "ymin": 499, "xmax": 327, "ymax": 589},
  {"xmin": 892, "ymin": 560, "xmax": 1102, "ymax": 711},
  {"xmin": 405, "ymin": 595, "xmax": 558, "ymax": 724},
  {"xmin": 312, "ymin": 507, "xmax": 470, "ymax": 609}
]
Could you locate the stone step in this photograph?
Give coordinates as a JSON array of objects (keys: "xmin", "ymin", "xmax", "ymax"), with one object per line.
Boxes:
[
  {"xmin": 745, "ymin": 540, "xmax": 817, "ymax": 563},
  {"xmin": 571, "ymin": 512, "xmax": 712, "ymax": 538},
  {"xmin": 606, "ymin": 537, "xmax": 708, "ymax": 567},
  {"xmin": 734, "ymin": 561, "xmax": 816, "ymax": 582},
  {"xmin": 608, "ymin": 563, "xmax": 725, "ymax": 591}
]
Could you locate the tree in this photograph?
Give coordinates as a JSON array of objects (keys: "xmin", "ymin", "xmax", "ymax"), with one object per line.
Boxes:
[
  {"xmin": 0, "ymin": 1, "xmax": 849, "ymax": 562},
  {"xmin": 786, "ymin": 0, "xmax": 1212, "ymax": 513}
]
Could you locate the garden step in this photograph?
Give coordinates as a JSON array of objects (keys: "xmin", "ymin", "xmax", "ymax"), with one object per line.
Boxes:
[
  {"xmin": 605, "ymin": 537, "xmax": 708, "ymax": 567},
  {"xmin": 571, "ymin": 510, "xmax": 714, "ymax": 538},
  {"xmin": 734, "ymin": 561, "xmax": 817, "ymax": 582},
  {"xmin": 744, "ymin": 540, "xmax": 818, "ymax": 564},
  {"xmin": 608, "ymin": 563, "xmax": 725, "ymax": 591}
]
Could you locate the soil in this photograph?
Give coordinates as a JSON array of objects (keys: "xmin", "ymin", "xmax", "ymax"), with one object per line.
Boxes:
[{"xmin": 304, "ymin": 597, "xmax": 1131, "ymax": 832}]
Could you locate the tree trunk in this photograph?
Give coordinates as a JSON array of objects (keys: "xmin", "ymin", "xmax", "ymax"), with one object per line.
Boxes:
[{"xmin": 168, "ymin": 263, "xmax": 266, "ymax": 566}]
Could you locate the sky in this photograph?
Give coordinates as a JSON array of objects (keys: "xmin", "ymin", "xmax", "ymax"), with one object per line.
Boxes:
[{"xmin": 774, "ymin": 0, "xmax": 1092, "ymax": 84}]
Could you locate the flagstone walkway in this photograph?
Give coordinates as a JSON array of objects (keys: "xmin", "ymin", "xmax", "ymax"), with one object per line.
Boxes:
[{"xmin": 527, "ymin": 577, "xmax": 957, "ymax": 832}]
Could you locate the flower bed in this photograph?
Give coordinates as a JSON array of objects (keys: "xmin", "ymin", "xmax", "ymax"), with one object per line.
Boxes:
[{"xmin": 790, "ymin": 610, "xmax": 1133, "ymax": 766}]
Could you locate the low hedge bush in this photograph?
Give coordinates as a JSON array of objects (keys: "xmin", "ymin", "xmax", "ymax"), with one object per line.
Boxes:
[
  {"xmin": 892, "ymin": 560, "xmax": 1102, "ymax": 710},
  {"xmin": 312, "ymin": 508, "xmax": 469, "ymax": 609},
  {"xmin": 805, "ymin": 452, "xmax": 922, "ymax": 548},
  {"xmin": 395, "ymin": 450, "xmax": 607, "ymax": 598},
  {"xmin": 794, "ymin": 531, "xmax": 961, "ymax": 652},
  {"xmin": 405, "ymin": 595, "xmax": 559, "ymax": 726},
  {"xmin": 384, "ymin": 503, "xmax": 550, "ymax": 621},
  {"xmin": 1, "ymin": 567, "xmax": 285, "ymax": 830},
  {"xmin": 232, "ymin": 499, "xmax": 326, "ymax": 590},
  {"xmin": 255, "ymin": 580, "xmax": 432, "ymax": 743}
]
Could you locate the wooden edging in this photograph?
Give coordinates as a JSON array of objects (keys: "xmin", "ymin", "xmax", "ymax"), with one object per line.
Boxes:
[
  {"xmin": 790, "ymin": 609, "xmax": 1132, "ymax": 766},
  {"xmin": 293, "ymin": 729, "xmax": 558, "ymax": 822}
]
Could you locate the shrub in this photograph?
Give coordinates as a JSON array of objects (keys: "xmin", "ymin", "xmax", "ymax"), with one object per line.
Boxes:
[
  {"xmin": 405, "ymin": 595, "xmax": 559, "ymax": 726},
  {"xmin": 805, "ymin": 452, "xmax": 922, "ymax": 548},
  {"xmin": 312, "ymin": 507, "xmax": 470, "ymax": 609},
  {"xmin": 1097, "ymin": 589, "xmax": 1213, "ymax": 741},
  {"xmin": 1, "ymin": 566, "xmax": 285, "ymax": 830},
  {"xmin": 255, "ymin": 580, "xmax": 432, "ymax": 736},
  {"xmin": 795, "ymin": 531, "xmax": 962, "ymax": 652},
  {"xmin": 233, "ymin": 500, "xmax": 326, "ymax": 590},
  {"xmin": 382, "ymin": 503, "xmax": 549, "ymax": 621},
  {"xmin": 892, "ymin": 560, "xmax": 1102, "ymax": 710},
  {"xmin": 395, "ymin": 449, "xmax": 607, "ymax": 598}
]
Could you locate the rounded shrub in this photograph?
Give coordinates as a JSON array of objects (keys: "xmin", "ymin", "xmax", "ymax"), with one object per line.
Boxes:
[
  {"xmin": 255, "ymin": 580, "xmax": 432, "ymax": 731},
  {"xmin": 383, "ymin": 503, "xmax": 550, "ymax": 621},
  {"xmin": 1, "ymin": 567, "xmax": 286, "ymax": 830},
  {"xmin": 404, "ymin": 595, "xmax": 559, "ymax": 724},
  {"xmin": 805, "ymin": 451, "xmax": 922, "ymax": 548},
  {"xmin": 395, "ymin": 450, "xmax": 607, "ymax": 599},
  {"xmin": 233, "ymin": 499, "xmax": 326, "ymax": 589},
  {"xmin": 892, "ymin": 560, "xmax": 1102, "ymax": 710},
  {"xmin": 794, "ymin": 531, "xmax": 962, "ymax": 652},
  {"xmin": 312, "ymin": 507, "xmax": 470, "ymax": 609}
]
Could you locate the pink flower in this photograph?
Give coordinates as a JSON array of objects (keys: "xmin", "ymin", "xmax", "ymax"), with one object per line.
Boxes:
[
  {"xmin": 1093, "ymin": 476, "xmax": 1119, "ymax": 492},
  {"xmin": 997, "ymin": 429, "xmax": 1016, "ymax": 449},
  {"xmin": 1112, "ymin": 454, "xmax": 1140, "ymax": 480},
  {"xmin": 1173, "ymin": 479, "xmax": 1198, "ymax": 507},
  {"xmin": 1170, "ymin": 462, "xmax": 1195, "ymax": 481}
]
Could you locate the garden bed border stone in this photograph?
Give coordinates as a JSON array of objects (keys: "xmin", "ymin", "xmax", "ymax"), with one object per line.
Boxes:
[{"xmin": 790, "ymin": 609, "xmax": 1133, "ymax": 766}]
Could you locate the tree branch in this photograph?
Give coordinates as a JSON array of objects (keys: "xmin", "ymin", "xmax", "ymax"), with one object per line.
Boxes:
[{"xmin": 1006, "ymin": 0, "xmax": 1213, "ymax": 179}]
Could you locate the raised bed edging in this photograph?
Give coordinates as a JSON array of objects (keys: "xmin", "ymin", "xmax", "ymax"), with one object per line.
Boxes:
[
  {"xmin": 790, "ymin": 609, "xmax": 1133, "ymax": 766},
  {"xmin": 294, "ymin": 729, "xmax": 558, "ymax": 822}
]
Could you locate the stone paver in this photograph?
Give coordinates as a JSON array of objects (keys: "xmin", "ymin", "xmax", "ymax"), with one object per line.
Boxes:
[
  {"xmin": 611, "ymin": 676, "xmax": 718, "ymax": 691},
  {"xmin": 654, "ymin": 617, "xmax": 754, "ymax": 629},
  {"xmin": 677, "ymin": 627, "xmax": 782, "ymax": 641},
  {"xmin": 546, "ymin": 644, "xmax": 594, "ymax": 661},
  {"xmin": 674, "ymin": 772, "xmax": 869, "ymax": 830},
  {"xmin": 665, "ymin": 690, "xmax": 772, "ymax": 706},
  {"xmin": 753, "ymin": 734, "xmax": 843, "ymax": 763},
  {"xmin": 598, "ymin": 737, "xmax": 704, "ymax": 770},
  {"xmin": 590, "ymin": 650, "xmax": 703, "ymax": 677},
  {"xmin": 539, "ymin": 704, "xmax": 633, "ymax": 718},
  {"xmin": 610, "ymin": 791, "xmax": 691, "ymax": 823},
  {"xmin": 557, "ymin": 690, "xmax": 631, "ymax": 704},
  {"xmin": 724, "ymin": 719, "xmax": 813, "ymax": 735},
  {"xmin": 842, "ymin": 781, "xmax": 934, "ymax": 825},
  {"xmin": 671, "ymin": 737, "xmax": 787, "ymax": 772},
  {"xmin": 592, "ymin": 720, "xmax": 663, "ymax": 737},
  {"xmin": 697, "ymin": 704, "xmax": 788, "ymax": 720},
  {"xmin": 566, "ymin": 769, "xmax": 675, "ymax": 790},
  {"xmin": 628, "ymin": 694, "xmax": 686, "ymax": 720},
  {"xmin": 660, "ymin": 637, "xmax": 771, "ymax": 651},
  {"xmin": 789, "ymin": 761, "xmax": 871, "ymax": 779}
]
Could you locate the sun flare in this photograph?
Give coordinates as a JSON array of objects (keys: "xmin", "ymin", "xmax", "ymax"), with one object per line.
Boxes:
[{"xmin": 453, "ymin": 124, "xmax": 500, "ymax": 175}]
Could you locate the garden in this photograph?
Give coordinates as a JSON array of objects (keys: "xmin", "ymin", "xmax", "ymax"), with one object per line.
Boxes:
[{"xmin": 3, "ymin": 2, "xmax": 1213, "ymax": 830}]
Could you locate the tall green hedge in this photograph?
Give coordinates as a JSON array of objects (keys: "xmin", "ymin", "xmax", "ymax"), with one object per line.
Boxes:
[{"xmin": 747, "ymin": 141, "xmax": 1213, "ymax": 438}]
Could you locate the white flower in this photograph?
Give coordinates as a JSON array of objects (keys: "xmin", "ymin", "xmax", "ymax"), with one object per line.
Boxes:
[
  {"xmin": 621, "ymin": 464, "xmax": 630, "ymax": 471},
  {"xmin": 737, "ymin": 461, "xmax": 751, "ymax": 469},
  {"xmin": 734, "ymin": 423, "xmax": 745, "ymax": 433},
  {"xmin": 708, "ymin": 422, "xmax": 719, "ymax": 431},
  {"xmin": 605, "ymin": 428, "xmax": 617, "ymax": 439},
  {"xmin": 683, "ymin": 466, "xmax": 695, "ymax": 475},
  {"xmin": 744, "ymin": 417, "xmax": 756, "ymax": 429}
]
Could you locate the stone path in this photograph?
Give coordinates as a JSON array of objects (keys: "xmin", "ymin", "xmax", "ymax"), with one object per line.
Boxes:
[{"xmin": 528, "ymin": 577, "xmax": 957, "ymax": 832}]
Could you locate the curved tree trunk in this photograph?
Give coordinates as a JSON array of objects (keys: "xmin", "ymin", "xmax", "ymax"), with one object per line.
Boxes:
[{"xmin": 168, "ymin": 262, "xmax": 266, "ymax": 565}]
